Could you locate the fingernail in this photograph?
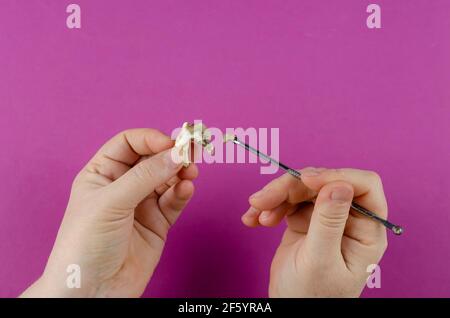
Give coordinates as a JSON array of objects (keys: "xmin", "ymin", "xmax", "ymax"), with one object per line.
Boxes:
[
  {"xmin": 330, "ymin": 186, "xmax": 353, "ymax": 202},
  {"xmin": 250, "ymin": 189, "xmax": 265, "ymax": 199},
  {"xmin": 260, "ymin": 211, "xmax": 271, "ymax": 220},
  {"xmin": 246, "ymin": 207, "xmax": 260, "ymax": 217},
  {"xmin": 302, "ymin": 168, "xmax": 322, "ymax": 177},
  {"xmin": 166, "ymin": 149, "xmax": 181, "ymax": 168}
]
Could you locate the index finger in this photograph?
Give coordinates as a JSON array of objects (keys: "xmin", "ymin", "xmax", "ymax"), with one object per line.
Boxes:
[
  {"xmin": 301, "ymin": 168, "xmax": 388, "ymax": 219},
  {"xmin": 95, "ymin": 128, "xmax": 173, "ymax": 164},
  {"xmin": 85, "ymin": 128, "xmax": 174, "ymax": 181},
  {"xmin": 249, "ymin": 170, "xmax": 316, "ymax": 211}
]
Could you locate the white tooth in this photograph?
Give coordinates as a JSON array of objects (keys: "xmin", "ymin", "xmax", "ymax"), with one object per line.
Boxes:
[{"xmin": 174, "ymin": 122, "xmax": 214, "ymax": 166}]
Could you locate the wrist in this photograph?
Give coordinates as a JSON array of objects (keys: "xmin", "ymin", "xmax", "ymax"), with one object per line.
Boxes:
[{"xmin": 21, "ymin": 271, "xmax": 99, "ymax": 298}]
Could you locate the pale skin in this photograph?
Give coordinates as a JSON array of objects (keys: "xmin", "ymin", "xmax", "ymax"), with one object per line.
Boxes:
[
  {"xmin": 22, "ymin": 128, "xmax": 198, "ymax": 297},
  {"xmin": 21, "ymin": 129, "xmax": 388, "ymax": 297},
  {"xmin": 242, "ymin": 168, "xmax": 388, "ymax": 297}
]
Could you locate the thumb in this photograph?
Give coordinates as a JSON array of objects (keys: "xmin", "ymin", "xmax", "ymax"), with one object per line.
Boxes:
[
  {"xmin": 106, "ymin": 148, "xmax": 182, "ymax": 208},
  {"xmin": 305, "ymin": 181, "xmax": 354, "ymax": 257}
]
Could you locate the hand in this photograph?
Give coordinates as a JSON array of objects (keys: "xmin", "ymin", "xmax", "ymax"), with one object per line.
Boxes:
[
  {"xmin": 242, "ymin": 168, "xmax": 388, "ymax": 297},
  {"xmin": 21, "ymin": 129, "xmax": 198, "ymax": 297}
]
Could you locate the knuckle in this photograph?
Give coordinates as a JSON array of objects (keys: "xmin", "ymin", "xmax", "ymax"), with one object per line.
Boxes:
[
  {"xmin": 71, "ymin": 174, "xmax": 82, "ymax": 188},
  {"xmin": 116, "ymin": 128, "xmax": 161, "ymax": 143},
  {"xmin": 366, "ymin": 170, "xmax": 382, "ymax": 185},
  {"xmin": 322, "ymin": 180, "xmax": 354, "ymax": 197},
  {"xmin": 328, "ymin": 179, "xmax": 353, "ymax": 190},
  {"xmin": 300, "ymin": 166, "xmax": 315, "ymax": 173},
  {"xmin": 114, "ymin": 129, "xmax": 130, "ymax": 140},
  {"xmin": 318, "ymin": 208, "xmax": 348, "ymax": 229},
  {"xmin": 71, "ymin": 170, "xmax": 86, "ymax": 189}
]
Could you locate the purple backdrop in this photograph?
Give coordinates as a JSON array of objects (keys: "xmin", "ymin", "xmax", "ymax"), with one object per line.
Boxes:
[{"xmin": 0, "ymin": 0, "xmax": 449, "ymax": 297}]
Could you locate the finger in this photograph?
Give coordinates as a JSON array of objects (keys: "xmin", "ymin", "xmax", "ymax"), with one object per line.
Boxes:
[
  {"xmin": 301, "ymin": 168, "xmax": 387, "ymax": 218},
  {"xmin": 242, "ymin": 202, "xmax": 297, "ymax": 228},
  {"xmin": 139, "ymin": 156, "xmax": 181, "ymax": 195},
  {"xmin": 178, "ymin": 163, "xmax": 199, "ymax": 180},
  {"xmin": 106, "ymin": 149, "xmax": 182, "ymax": 208},
  {"xmin": 154, "ymin": 164, "xmax": 199, "ymax": 196},
  {"xmin": 97, "ymin": 128, "xmax": 173, "ymax": 164},
  {"xmin": 154, "ymin": 175, "xmax": 180, "ymax": 196},
  {"xmin": 305, "ymin": 181, "xmax": 354, "ymax": 257},
  {"xmin": 249, "ymin": 172, "xmax": 316, "ymax": 211},
  {"xmin": 157, "ymin": 179, "xmax": 195, "ymax": 226},
  {"xmin": 241, "ymin": 207, "xmax": 262, "ymax": 227},
  {"xmin": 86, "ymin": 159, "xmax": 130, "ymax": 182},
  {"xmin": 85, "ymin": 129, "xmax": 173, "ymax": 181},
  {"xmin": 258, "ymin": 202, "xmax": 296, "ymax": 227}
]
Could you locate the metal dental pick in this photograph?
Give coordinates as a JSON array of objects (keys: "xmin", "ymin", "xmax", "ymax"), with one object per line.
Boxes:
[{"xmin": 229, "ymin": 136, "xmax": 403, "ymax": 236}]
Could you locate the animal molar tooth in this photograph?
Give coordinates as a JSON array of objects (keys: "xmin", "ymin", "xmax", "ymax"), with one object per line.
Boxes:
[{"xmin": 174, "ymin": 122, "xmax": 215, "ymax": 166}]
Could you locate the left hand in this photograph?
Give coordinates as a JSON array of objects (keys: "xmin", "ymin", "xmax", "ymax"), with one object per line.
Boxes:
[{"xmin": 21, "ymin": 128, "xmax": 198, "ymax": 297}]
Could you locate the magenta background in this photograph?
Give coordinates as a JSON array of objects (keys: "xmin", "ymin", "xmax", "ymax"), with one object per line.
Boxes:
[{"xmin": 0, "ymin": 0, "xmax": 449, "ymax": 297}]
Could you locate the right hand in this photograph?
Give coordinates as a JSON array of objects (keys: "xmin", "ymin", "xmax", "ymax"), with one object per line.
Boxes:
[{"xmin": 242, "ymin": 168, "xmax": 388, "ymax": 297}]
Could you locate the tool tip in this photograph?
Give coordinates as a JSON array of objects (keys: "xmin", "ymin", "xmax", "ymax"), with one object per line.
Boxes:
[{"xmin": 392, "ymin": 226, "xmax": 403, "ymax": 235}]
